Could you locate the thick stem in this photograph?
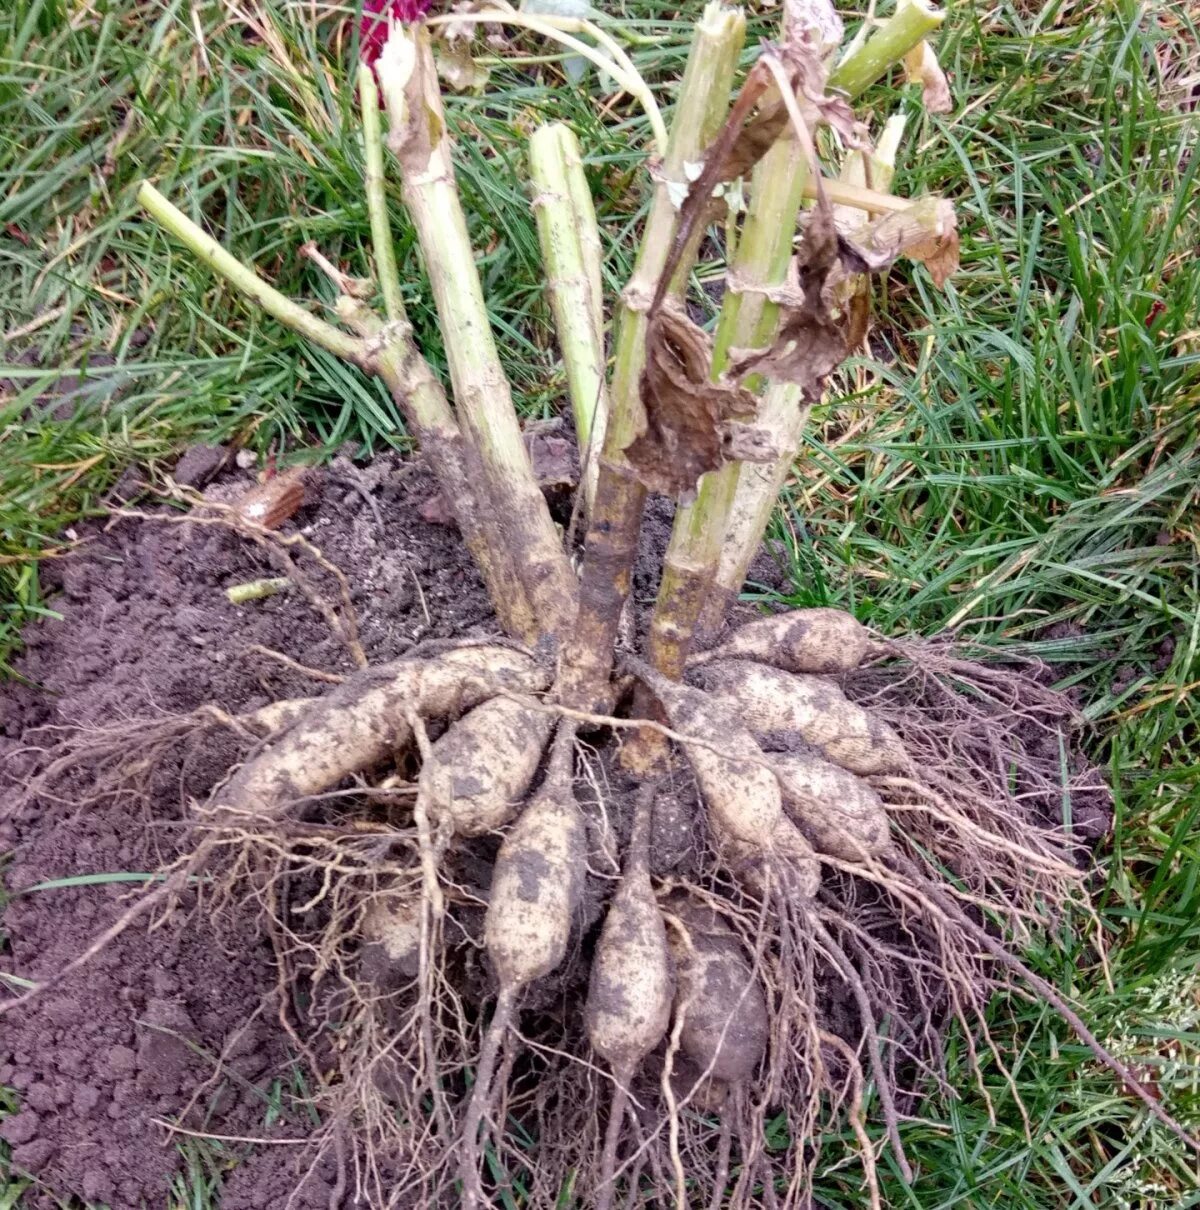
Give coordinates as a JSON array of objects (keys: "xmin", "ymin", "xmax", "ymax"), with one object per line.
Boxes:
[
  {"xmin": 828, "ymin": 0, "xmax": 945, "ymax": 100},
  {"xmin": 357, "ymin": 313, "xmax": 540, "ymax": 644},
  {"xmin": 377, "ymin": 26, "xmax": 578, "ymax": 646},
  {"xmin": 698, "ymin": 386, "xmax": 811, "ymax": 636},
  {"xmin": 699, "ymin": 115, "xmax": 909, "ymax": 636},
  {"xmin": 529, "ymin": 123, "xmax": 609, "ymax": 514},
  {"xmin": 358, "ymin": 72, "xmax": 540, "ymax": 640},
  {"xmin": 558, "ymin": 2, "xmax": 747, "ymax": 710},
  {"xmin": 647, "ymin": 134, "xmax": 813, "ymax": 682}
]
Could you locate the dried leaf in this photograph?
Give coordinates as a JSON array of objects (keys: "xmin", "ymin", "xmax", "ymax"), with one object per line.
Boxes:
[
  {"xmin": 625, "ymin": 307, "xmax": 763, "ymax": 499},
  {"xmin": 726, "ymin": 202, "xmax": 849, "ymax": 398},
  {"xmin": 784, "ymin": 0, "xmax": 844, "ymax": 55},
  {"xmin": 904, "ymin": 41, "xmax": 953, "ymax": 115},
  {"xmin": 842, "ymin": 196, "xmax": 959, "ymax": 288},
  {"xmin": 650, "ymin": 34, "xmax": 863, "ymax": 315},
  {"xmin": 434, "ymin": 43, "xmax": 490, "ymax": 92}
]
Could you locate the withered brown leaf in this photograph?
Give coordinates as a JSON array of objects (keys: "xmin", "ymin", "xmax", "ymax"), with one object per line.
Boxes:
[
  {"xmin": 726, "ymin": 201, "xmax": 851, "ymax": 398},
  {"xmin": 904, "ymin": 41, "xmax": 953, "ymax": 116},
  {"xmin": 841, "ymin": 196, "xmax": 960, "ymax": 288},
  {"xmin": 624, "ymin": 306, "xmax": 764, "ymax": 500}
]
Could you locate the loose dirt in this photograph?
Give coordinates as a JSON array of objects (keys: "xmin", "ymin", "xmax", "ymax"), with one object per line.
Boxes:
[{"xmin": 0, "ymin": 452, "xmax": 509, "ymax": 1206}]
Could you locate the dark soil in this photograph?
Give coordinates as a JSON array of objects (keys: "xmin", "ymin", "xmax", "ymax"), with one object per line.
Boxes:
[
  {"xmin": 0, "ymin": 451, "xmax": 507, "ymax": 1207},
  {"xmin": 0, "ymin": 447, "xmax": 789, "ymax": 1207}
]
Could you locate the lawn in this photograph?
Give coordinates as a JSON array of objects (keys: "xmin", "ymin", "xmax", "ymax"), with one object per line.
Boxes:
[{"xmin": 2, "ymin": 0, "xmax": 1199, "ymax": 1205}]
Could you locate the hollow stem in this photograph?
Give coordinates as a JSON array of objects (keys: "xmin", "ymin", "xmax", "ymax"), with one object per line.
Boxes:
[
  {"xmin": 529, "ymin": 123, "xmax": 609, "ymax": 514},
  {"xmin": 377, "ymin": 25, "xmax": 578, "ymax": 645},
  {"xmin": 829, "ymin": 0, "xmax": 945, "ymax": 100},
  {"xmin": 557, "ymin": 2, "xmax": 747, "ymax": 711}
]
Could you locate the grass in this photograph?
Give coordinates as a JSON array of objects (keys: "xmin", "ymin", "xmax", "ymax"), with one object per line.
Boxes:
[{"xmin": 2, "ymin": 0, "xmax": 1199, "ymax": 1204}]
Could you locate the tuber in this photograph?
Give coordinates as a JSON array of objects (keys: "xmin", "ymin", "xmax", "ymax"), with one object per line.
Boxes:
[
  {"xmin": 212, "ymin": 645, "xmax": 549, "ymax": 820},
  {"xmin": 697, "ymin": 607, "xmax": 875, "ymax": 673},
  {"xmin": 665, "ymin": 893, "xmax": 769, "ymax": 1088},
  {"xmin": 693, "ymin": 659, "xmax": 908, "ymax": 775},
  {"xmin": 770, "ymin": 749, "xmax": 892, "ymax": 859},
  {"xmin": 461, "ymin": 726, "xmax": 586, "ymax": 1206},
  {"xmin": 419, "ymin": 694, "xmax": 554, "ymax": 836},
  {"xmin": 586, "ymin": 785, "xmax": 673, "ymax": 1210}
]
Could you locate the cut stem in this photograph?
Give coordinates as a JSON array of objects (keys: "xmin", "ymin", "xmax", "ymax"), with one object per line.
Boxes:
[
  {"xmin": 529, "ymin": 123, "xmax": 609, "ymax": 515},
  {"xmin": 700, "ymin": 112, "xmax": 909, "ymax": 635},
  {"xmin": 646, "ymin": 132, "xmax": 813, "ymax": 681},
  {"xmin": 557, "ymin": 2, "xmax": 748, "ymax": 710},
  {"xmin": 377, "ymin": 25, "xmax": 578, "ymax": 645},
  {"xmin": 338, "ymin": 298, "xmax": 540, "ymax": 643},
  {"xmin": 829, "ymin": 0, "xmax": 945, "ymax": 100},
  {"xmin": 136, "ymin": 182, "xmax": 362, "ymax": 363}
]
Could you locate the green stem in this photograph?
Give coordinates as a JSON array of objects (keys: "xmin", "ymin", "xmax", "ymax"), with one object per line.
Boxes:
[
  {"xmin": 558, "ymin": 2, "xmax": 747, "ymax": 711},
  {"xmin": 138, "ymin": 180, "xmax": 537, "ymax": 641},
  {"xmin": 700, "ymin": 112, "xmax": 910, "ymax": 635},
  {"xmin": 646, "ymin": 117, "xmax": 813, "ymax": 679},
  {"xmin": 829, "ymin": 0, "xmax": 945, "ymax": 100},
  {"xmin": 137, "ymin": 182, "xmax": 363, "ymax": 363},
  {"xmin": 378, "ymin": 25, "xmax": 578, "ymax": 644},
  {"xmin": 529, "ymin": 123, "xmax": 609, "ymax": 513},
  {"xmin": 357, "ymin": 65, "xmax": 405, "ymax": 324}
]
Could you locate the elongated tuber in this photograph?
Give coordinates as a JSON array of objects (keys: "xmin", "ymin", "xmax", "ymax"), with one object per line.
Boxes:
[
  {"xmin": 771, "ymin": 749, "xmax": 891, "ymax": 859},
  {"xmin": 693, "ymin": 659, "xmax": 908, "ymax": 775},
  {"xmin": 587, "ymin": 787, "xmax": 673, "ymax": 1210},
  {"xmin": 213, "ymin": 646, "xmax": 549, "ymax": 821},
  {"xmin": 462, "ymin": 728, "xmax": 586, "ymax": 1206},
  {"xmin": 696, "ymin": 607, "xmax": 875, "ymax": 673},
  {"xmin": 419, "ymin": 694, "xmax": 554, "ymax": 836}
]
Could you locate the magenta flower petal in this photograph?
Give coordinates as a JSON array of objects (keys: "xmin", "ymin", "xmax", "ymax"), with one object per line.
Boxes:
[{"xmin": 359, "ymin": 0, "xmax": 436, "ymax": 66}]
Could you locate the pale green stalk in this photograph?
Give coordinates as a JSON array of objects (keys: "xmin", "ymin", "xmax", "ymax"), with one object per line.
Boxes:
[
  {"xmin": 702, "ymin": 114, "xmax": 909, "ymax": 632},
  {"xmin": 559, "ymin": 2, "xmax": 747, "ymax": 710},
  {"xmin": 529, "ymin": 123, "xmax": 608, "ymax": 513},
  {"xmin": 358, "ymin": 65, "xmax": 405, "ymax": 324},
  {"xmin": 377, "ymin": 25, "xmax": 578, "ymax": 642},
  {"xmin": 137, "ymin": 182, "xmax": 362, "ymax": 363},
  {"xmin": 647, "ymin": 133, "xmax": 812, "ymax": 677},
  {"xmin": 829, "ymin": 0, "xmax": 945, "ymax": 99}
]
